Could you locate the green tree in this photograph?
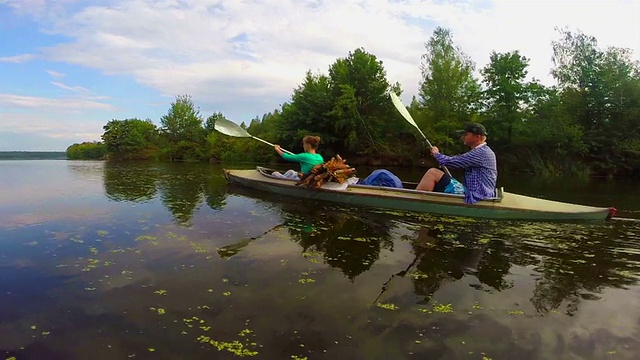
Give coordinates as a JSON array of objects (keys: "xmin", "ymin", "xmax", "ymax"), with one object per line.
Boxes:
[
  {"xmin": 481, "ymin": 51, "xmax": 530, "ymax": 145},
  {"xmin": 279, "ymin": 71, "xmax": 335, "ymax": 153},
  {"xmin": 101, "ymin": 118, "xmax": 158, "ymax": 160},
  {"xmin": 418, "ymin": 27, "xmax": 481, "ymax": 148},
  {"xmin": 279, "ymin": 49, "xmax": 406, "ymax": 160},
  {"xmin": 327, "ymin": 48, "xmax": 402, "ymax": 156},
  {"xmin": 160, "ymin": 94, "xmax": 205, "ymax": 161},
  {"xmin": 551, "ymin": 28, "xmax": 640, "ymax": 175},
  {"xmin": 66, "ymin": 142, "xmax": 107, "ymax": 160},
  {"xmin": 246, "ymin": 111, "xmax": 283, "ymax": 163},
  {"xmin": 511, "ymin": 85, "xmax": 588, "ymax": 175}
]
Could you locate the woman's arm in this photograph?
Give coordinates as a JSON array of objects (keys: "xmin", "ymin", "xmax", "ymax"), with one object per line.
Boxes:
[{"xmin": 277, "ymin": 148, "xmax": 304, "ymax": 162}]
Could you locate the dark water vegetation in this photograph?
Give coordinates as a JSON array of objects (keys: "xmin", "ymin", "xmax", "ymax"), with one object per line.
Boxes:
[{"xmin": 1, "ymin": 160, "xmax": 640, "ymax": 359}]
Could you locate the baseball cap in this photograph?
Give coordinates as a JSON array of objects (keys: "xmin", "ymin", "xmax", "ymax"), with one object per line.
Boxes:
[{"xmin": 455, "ymin": 123, "xmax": 488, "ymax": 136}]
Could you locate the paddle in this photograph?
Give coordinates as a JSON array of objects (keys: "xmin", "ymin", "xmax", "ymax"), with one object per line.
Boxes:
[
  {"xmin": 389, "ymin": 92, "xmax": 452, "ymax": 177},
  {"xmin": 373, "ymin": 254, "xmax": 419, "ymax": 304},
  {"xmin": 214, "ymin": 118, "xmax": 294, "ymax": 155},
  {"xmin": 217, "ymin": 223, "xmax": 285, "ymax": 259}
]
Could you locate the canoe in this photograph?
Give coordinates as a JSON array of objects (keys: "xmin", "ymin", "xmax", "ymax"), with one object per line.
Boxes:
[{"xmin": 223, "ymin": 167, "xmax": 616, "ymax": 221}]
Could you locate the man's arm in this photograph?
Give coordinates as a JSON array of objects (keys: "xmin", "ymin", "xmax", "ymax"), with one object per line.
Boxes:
[{"xmin": 433, "ymin": 148, "xmax": 487, "ymax": 168}]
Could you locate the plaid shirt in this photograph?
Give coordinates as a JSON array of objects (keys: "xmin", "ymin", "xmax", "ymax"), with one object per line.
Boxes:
[{"xmin": 434, "ymin": 144, "xmax": 497, "ymax": 204}]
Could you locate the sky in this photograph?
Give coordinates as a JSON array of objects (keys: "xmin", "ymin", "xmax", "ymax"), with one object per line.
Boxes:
[{"xmin": 1, "ymin": 0, "xmax": 639, "ymax": 151}]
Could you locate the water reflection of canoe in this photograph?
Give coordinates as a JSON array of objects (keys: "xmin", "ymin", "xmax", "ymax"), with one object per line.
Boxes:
[{"xmin": 223, "ymin": 167, "xmax": 615, "ymax": 221}]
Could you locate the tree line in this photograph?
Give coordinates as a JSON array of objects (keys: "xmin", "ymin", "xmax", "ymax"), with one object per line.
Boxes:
[
  {"xmin": 67, "ymin": 27, "xmax": 640, "ymax": 177},
  {"xmin": 0, "ymin": 151, "xmax": 67, "ymax": 160}
]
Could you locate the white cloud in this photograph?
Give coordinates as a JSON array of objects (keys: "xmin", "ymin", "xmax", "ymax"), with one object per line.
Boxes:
[
  {"xmin": 0, "ymin": 111, "xmax": 103, "ymax": 143},
  {"xmin": 0, "ymin": 93, "xmax": 113, "ymax": 144},
  {"xmin": 33, "ymin": 1, "xmax": 636, "ymax": 102},
  {"xmin": 0, "ymin": 93, "xmax": 114, "ymax": 110},
  {"xmin": 18, "ymin": 0, "xmax": 421, "ymax": 111},
  {"xmin": 51, "ymin": 81, "xmax": 89, "ymax": 93},
  {"xmin": 46, "ymin": 69, "xmax": 65, "ymax": 78},
  {"xmin": 0, "ymin": 53, "xmax": 37, "ymax": 63}
]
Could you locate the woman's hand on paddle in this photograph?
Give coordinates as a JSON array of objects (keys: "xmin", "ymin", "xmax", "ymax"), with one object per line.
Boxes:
[
  {"xmin": 274, "ymin": 144, "xmax": 284, "ymax": 156},
  {"xmin": 430, "ymin": 146, "xmax": 440, "ymax": 156}
]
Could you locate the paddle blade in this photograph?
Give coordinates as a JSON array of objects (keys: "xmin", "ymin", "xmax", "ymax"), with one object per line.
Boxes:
[
  {"xmin": 214, "ymin": 118, "xmax": 251, "ymax": 138},
  {"xmin": 389, "ymin": 92, "xmax": 419, "ymax": 128}
]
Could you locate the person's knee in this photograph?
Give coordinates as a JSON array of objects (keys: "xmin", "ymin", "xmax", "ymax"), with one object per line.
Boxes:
[
  {"xmin": 426, "ymin": 168, "xmax": 444, "ymax": 181},
  {"xmin": 282, "ymin": 169, "xmax": 300, "ymax": 180}
]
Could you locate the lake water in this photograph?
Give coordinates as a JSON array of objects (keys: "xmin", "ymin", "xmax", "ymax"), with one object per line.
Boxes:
[{"xmin": 1, "ymin": 160, "xmax": 640, "ymax": 360}]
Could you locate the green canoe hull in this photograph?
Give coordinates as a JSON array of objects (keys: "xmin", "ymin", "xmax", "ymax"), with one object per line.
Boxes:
[{"xmin": 224, "ymin": 167, "xmax": 614, "ymax": 221}]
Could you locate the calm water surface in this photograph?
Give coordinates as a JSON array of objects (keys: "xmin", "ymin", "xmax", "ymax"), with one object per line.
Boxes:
[{"xmin": 1, "ymin": 160, "xmax": 640, "ymax": 360}]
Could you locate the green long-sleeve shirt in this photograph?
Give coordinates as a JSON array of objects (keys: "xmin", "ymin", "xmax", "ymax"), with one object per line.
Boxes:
[{"xmin": 281, "ymin": 152, "xmax": 324, "ymax": 174}]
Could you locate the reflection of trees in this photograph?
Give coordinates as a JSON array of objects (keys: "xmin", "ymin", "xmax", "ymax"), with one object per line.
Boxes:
[
  {"xmin": 512, "ymin": 224, "xmax": 640, "ymax": 316},
  {"xmin": 227, "ymin": 184, "xmax": 640, "ymax": 314},
  {"xmin": 474, "ymin": 239, "xmax": 514, "ymax": 291},
  {"xmin": 67, "ymin": 160, "xmax": 104, "ymax": 182},
  {"xmin": 397, "ymin": 226, "xmax": 513, "ymax": 303},
  {"xmin": 398, "ymin": 221, "xmax": 640, "ymax": 313},
  {"xmin": 103, "ymin": 161, "xmax": 158, "ymax": 202},
  {"xmin": 284, "ymin": 208, "xmax": 395, "ymax": 280},
  {"xmin": 216, "ymin": 188, "xmax": 396, "ymax": 279},
  {"xmin": 202, "ymin": 170, "xmax": 228, "ymax": 210},
  {"xmin": 103, "ymin": 162, "xmax": 229, "ymax": 224},
  {"xmin": 227, "ymin": 187, "xmax": 395, "ymax": 280},
  {"xmin": 384, "ymin": 219, "xmax": 640, "ymax": 313},
  {"xmin": 157, "ymin": 163, "xmax": 209, "ymax": 225}
]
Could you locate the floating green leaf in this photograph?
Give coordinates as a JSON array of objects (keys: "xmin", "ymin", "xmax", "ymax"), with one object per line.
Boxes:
[
  {"xmin": 432, "ymin": 303, "xmax": 453, "ymax": 313},
  {"xmin": 376, "ymin": 303, "xmax": 398, "ymax": 311}
]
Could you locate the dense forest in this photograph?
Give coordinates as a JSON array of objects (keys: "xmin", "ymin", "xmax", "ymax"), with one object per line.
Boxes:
[{"xmin": 67, "ymin": 28, "xmax": 640, "ymax": 177}]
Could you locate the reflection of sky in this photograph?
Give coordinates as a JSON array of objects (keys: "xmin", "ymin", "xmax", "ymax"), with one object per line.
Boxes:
[
  {"xmin": 2, "ymin": 161, "xmax": 640, "ymax": 359},
  {"xmin": 0, "ymin": 161, "xmax": 116, "ymax": 228}
]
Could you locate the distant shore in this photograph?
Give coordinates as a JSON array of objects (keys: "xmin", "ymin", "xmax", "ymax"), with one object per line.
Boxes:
[{"xmin": 0, "ymin": 151, "xmax": 68, "ymax": 160}]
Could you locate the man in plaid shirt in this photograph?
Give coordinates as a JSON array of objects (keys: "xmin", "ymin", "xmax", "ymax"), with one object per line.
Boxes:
[{"xmin": 416, "ymin": 123, "xmax": 497, "ymax": 204}]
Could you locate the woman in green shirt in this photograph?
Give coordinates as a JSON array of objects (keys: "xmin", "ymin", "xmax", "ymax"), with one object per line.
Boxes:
[{"xmin": 273, "ymin": 135, "xmax": 324, "ymax": 180}]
